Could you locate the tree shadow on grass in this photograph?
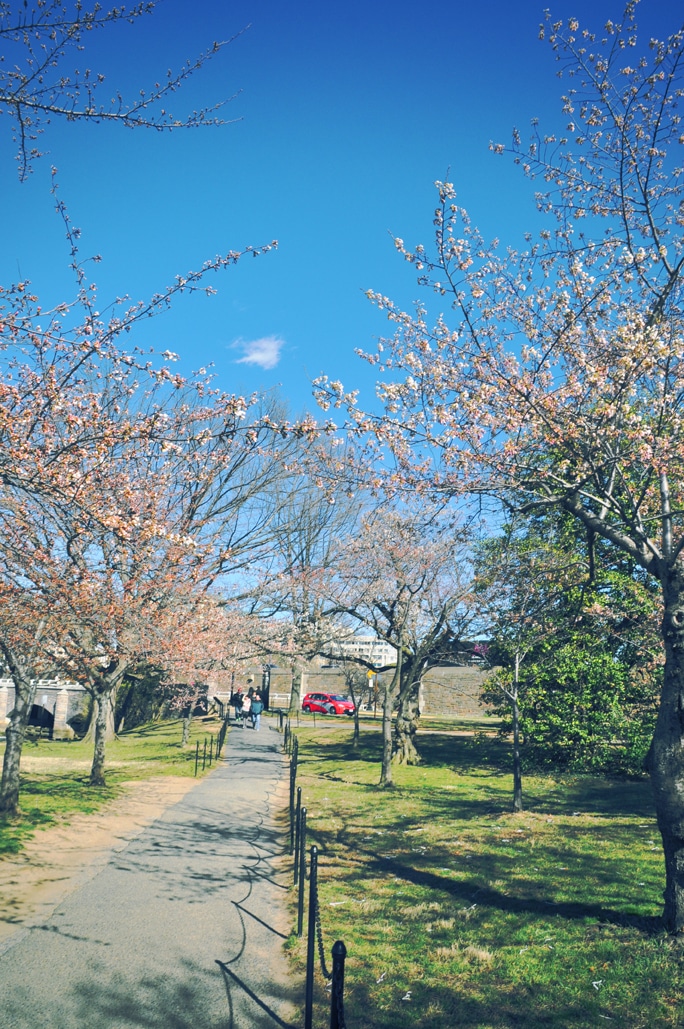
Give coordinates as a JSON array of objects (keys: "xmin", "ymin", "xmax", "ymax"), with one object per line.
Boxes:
[
  {"xmin": 306, "ymin": 791, "xmax": 664, "ymax": 935},
  {"xmin": 345, "ymin": 976, "xmax": 625, "ymax": 1029},
  {"xmin": 2, "ymin": 955, "xmax": 297, "ymax": 1029},
  {"xmin": 300, "ymin": 730, "xmax": 656, "ymax": 822}
]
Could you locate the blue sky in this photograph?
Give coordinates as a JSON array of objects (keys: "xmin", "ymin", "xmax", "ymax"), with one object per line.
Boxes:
[{"xmin": 0, "ymin": 0, "xmax": 676, "ymax": 417}]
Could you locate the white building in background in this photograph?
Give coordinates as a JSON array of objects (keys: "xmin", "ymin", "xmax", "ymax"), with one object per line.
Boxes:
[{"xmin": 329, "ymin": 635, "xmax": 397, "ymax": 668}]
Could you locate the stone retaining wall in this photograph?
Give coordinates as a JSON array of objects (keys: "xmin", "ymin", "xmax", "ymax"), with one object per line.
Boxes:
[{"xmin": 0, "ymin": 679, "xmax": 88, "ymax": 739}]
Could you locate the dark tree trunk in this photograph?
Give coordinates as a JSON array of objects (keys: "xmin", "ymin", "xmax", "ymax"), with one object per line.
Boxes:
[
  {"xmin": 115, "ymin": 680, "xmax": 135, "ymax": 733},
  {"xmin": 0, "ymin": 633, "xmax": 45, "ymax": 818},
  {"xmin": 392, "ymin": 652, "xmax": 425, "ymax": 766},
  {"xmin": 89, "ymin": 668, "xmax": 126, "ymax": 787},
  {"xmin": 288, "ymin": 667, "xmax": 302, "ymax": 716},
  {"xmin": 393, "ymin": 678, "xmax": 421, "ymax": 765},
  {"xmin": 512, "ymin": 694, "xmax": 523, "ymax": 813},
  {"xmin": 380, "ymin": 648, "xmax": 402, "ymax": 788},
  {"xmin": 651, "ymin": 569, "xmax": 684, "ymax": 931},
  {"xmin": 380, "ymin": 675, "xmax": 394, "ymax": 787},
  {"xmin": 0, "ymin": 674, "xmax": 36, "ymax": 817},
  {"xmin": 90, "ymin": 691, "xmax": 111, "ymax": 786},
  {"xmin": 511, "ymin": 652, "xmax": 523, "ymax": 813}
]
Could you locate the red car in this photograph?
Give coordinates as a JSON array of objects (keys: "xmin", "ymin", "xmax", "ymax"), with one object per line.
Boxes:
[{"xmin": 302, "ymin": 692, "xmax": 355, "ymax": 716}]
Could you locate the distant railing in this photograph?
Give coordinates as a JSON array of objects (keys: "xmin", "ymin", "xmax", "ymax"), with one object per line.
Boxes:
[{"xmin": 194, "ymin": 716, "xmax": 229, "ymax": 776}]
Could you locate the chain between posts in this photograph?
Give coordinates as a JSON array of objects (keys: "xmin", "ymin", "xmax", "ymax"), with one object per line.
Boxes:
[
  {"xmin": 312, "ymin": 849, "xmax": 332, "ymax": 981},
  {"xmin": 288, "ymin": 731, "xmax": 347, "ymax": 1029}
]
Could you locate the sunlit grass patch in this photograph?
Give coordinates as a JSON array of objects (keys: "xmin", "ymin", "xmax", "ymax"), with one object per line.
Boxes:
[
  {"xmin": 0, "ymin": 715, "xmax": 224, "ymax": 855},
  {"xmin": 286, "ymin": 719, "xmax": 678, "ymax": 1028}
]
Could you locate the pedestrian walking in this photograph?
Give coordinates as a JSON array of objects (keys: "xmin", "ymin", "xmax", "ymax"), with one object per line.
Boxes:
[
  {"xmin": 241, "ymin": 691, "xmax": 252, "ymax": 728},
  {"xmin": 251, "ymin": 692, "xmax": 264, "ymax": 731},
  {"xmin": 231, "ymin": 688, "xmax": 243, "ymax": 724}
]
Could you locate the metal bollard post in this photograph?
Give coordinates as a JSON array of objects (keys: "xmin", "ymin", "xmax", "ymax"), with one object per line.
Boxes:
[
  {"xmin": 194, "ymin": 740, "xmax": 199, "ymax": 776},
  {"xmin": 279, "ymin": 710, "xmax": 284, "ymax": 733},
  {"xmin": 297, "ymin": 807, "xmax": 307, "ymax": 937},
  {"xmin": 294, "ymin": 786, "xmax": 302, "ymax": 885},
  {"xmin": 330, "ymin": 940, "xmax": 347, "ymax": 1029},
  {"xmin": 289, "ymin": 760, "xmax": 296, "ymax": 855},
  {"xmin": 209, "ymin": 736, "xmax": 214, "ymax": 765},
  {"xmin": 304, "ymin": 846, "xmax": 318, "ymax": 1029},
  {"xmin": 202, "ymin": 738, "xmax": 207, "ymax": 771}
]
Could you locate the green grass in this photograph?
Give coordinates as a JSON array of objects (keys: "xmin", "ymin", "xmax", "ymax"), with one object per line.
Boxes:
[
  {"xmin": 287, "ymin": 722, "xmax": 682, "ymax": 1028},
  {"xmin": 0, "ymin": 716, "xmax": 224, "ymax": 856}
]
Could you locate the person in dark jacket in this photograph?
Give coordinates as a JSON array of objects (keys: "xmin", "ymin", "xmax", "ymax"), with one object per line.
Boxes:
[
  {"xmin": 250, "ymin": 692, "xmax": 264, "ymax": 731},
  {"xmin": 231, "ymin": 688, "xmax": 243, "ymax": 723}
]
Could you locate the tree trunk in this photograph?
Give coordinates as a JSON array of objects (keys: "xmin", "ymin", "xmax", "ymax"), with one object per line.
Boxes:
[
  {"xmin": 511, "ymin": 653, "xmax": 523, "ymax": 813},
  {"xmin": 89, "ymin": 692, "xmax": 110, "ymax": 786},
  {"xmin": 380, "ymin": 647, "xmax": 402, "ymax": 788},
  {"xmin": 115, "ymin": 680, "xmax": 135, "ymax": 733},
  {"xmin": 288, "ymin": 666, "xmax": 302, "ymax": 716},
  {"xmin": 651, "ymin": 570, "xmax": 684, "ymax": 931},
  {"xmin": 512, "ymin": 694, "xmax": 523, "ymax": 813},
  {"xmin": 392, "ymin": 651, "xmax": 425, "ymax": 766},
  {"xmin": 0, "ymin": 675, "xmax": 36, "ymax": 817},
  {"xmin": 84, "ymin": 684, "xmax": 117, "ymax": 744},
  {"xmin": 392, "ymin": 678, "xmax": 421, "ymax": 765},
  {"xmin": 380, "ymin": 675, "xmax": 394, "ymax": 787},
  {"xmin": 89, "ymin": 683, "xmax": 120, "ymax": 787},
  {"xmin": 345, "ymin": 674, "xmax": 361, "ymax": 747},
  {"xmin": 181, "ymin": 708, "xmax": 192, "ymax": 746}
]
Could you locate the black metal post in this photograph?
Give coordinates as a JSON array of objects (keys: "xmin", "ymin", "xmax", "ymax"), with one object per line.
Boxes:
[
  {"xmin": 289, "ymin": 758, "xmax": 296, "ymax": 855},
  {"xmin": 209, "ymin": 735, "xmax": 214, "ymax": 765},
  {"xmin": 294, "ymin": 786, "xmax": 302, "ymax": 884},
  {"xmin": 279, "ymin": 709, "xmax": 284, "ymax": 732},
  {"xmin": 304, "ymin": 845, "xmax": 318, "ymax": 1029},
  {"xmin": 202, "ymin": 738, "xmax": 207, "ymax": 771},
  {"xmin": 297, "ymin": 807, "xmax": 307, "ymax": 937},
  {"xmin": 330, "ymin": 940, "xmax": 347, "ymax": 1029},
  {"xmin": 194, "ymin": 740, "xmax": 199, "ymax": 776}
]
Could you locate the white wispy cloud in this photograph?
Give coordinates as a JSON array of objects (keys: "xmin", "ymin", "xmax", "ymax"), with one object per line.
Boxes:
[{"xmin": 232, "ymin": 335, "xmax": 285, "ymax": 370}]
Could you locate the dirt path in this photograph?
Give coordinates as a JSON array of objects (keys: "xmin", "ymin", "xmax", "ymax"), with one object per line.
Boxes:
[{"xmin": 0, "ymin": 775, "xmax": 198, "ymax": 947}]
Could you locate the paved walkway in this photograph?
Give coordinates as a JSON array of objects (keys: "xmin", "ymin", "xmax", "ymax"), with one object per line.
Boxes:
[{"xmin": 0, "ymin": 720, "xmax": 300, "ymax": 1029}]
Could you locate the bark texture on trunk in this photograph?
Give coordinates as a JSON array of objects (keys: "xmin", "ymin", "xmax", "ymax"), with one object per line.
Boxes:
[
  {"xmin": 392, "ymin": 681, "xmax": 421, "ymax": 765},
  {"xmin": 288, "ymin": 667, "xmax": 302, "ymax": 716},
  {"xmin": 84, "ymin": 684, "xmax": 117, "ymax": 744},
  {"xmin": 511, "ymin": 653, "xmax": 523, "ymax": 813},
  {"xmin": 88, "ymin": 666, "xmax": 126, "ymax": 787},
  {"xmin": 181, "ymin": 710, "xmax": 192, "ymax": 746},
  {"xmin": 392, "ymin": 652, "xmax": 425, "ymax": 766},
  {"xmin": 0, "ymin": 674, "xmax": 36, "ymax": 817},
  {"xmin": 380, "ymin": 650, "xmax": 402, "ymax": 787},
  {"xmin": 512, "ymin": 694, "xmax": 523, "ymax": 813},
  {"xmin": 89, "ymin": 692, "xmax": 110, "ymax": 786},
  {"xmin": 380, "ymin": 678, "xmax": 394, "ymax": 787},
  {"xmin": 652, "ymin": 569, "xmax": 684, "ymax": 931}
]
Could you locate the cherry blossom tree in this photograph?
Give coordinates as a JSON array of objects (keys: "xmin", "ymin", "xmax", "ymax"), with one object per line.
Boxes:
[
  {"xmin": 0, "ymin": 193, "xmax": 285, "ymax": 806},
  {"xmin": 0, "ymin": 495, "xmax": 60, "ymax": 815},
  {"xmin": 1, "ymin": 0, "xmax": 242, "ymax": 179},
  {"xmin": 317, "ymin": 506, "xmax": 476, "ymax": 782},
  {"xmin": 315, "ymin": 6, "xmax": 684, "ymax": 928},
  {"xmin": 158, "ymin": 598, "xmax": 263, "ymax": 744},
  {"xmin": 476, "ymin": 517, "xmax": 588, "ymax": 812}
]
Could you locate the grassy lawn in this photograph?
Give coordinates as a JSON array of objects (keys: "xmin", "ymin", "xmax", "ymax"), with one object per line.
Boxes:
[
  {"xmin": 0, "ymin": 716, "xmax": 225, "ymax": 856},
  {"xmin": 287, "ymin": 720, "xmax": 683, "ymax": 1029}
]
